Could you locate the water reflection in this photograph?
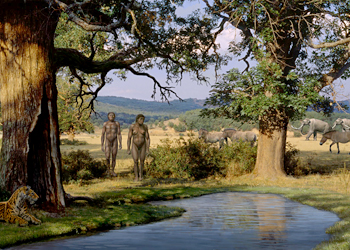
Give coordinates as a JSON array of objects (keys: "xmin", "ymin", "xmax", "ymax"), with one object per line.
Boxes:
[{"xmin": 8, "ymin": 192, "xmax": 339, "ymax": 250}]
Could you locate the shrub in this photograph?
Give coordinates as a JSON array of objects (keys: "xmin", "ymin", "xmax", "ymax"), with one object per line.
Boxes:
[
  {"xmin": 61, "ymin": 150, "xmax": 108, "ymax": 183},
  {"xmin": 173, "ymin": 123, "xmax": 187, "ymax": 132},
  {"xmin": 293, "ymin": 131, "xmax": 302, "ymax": 137},
  {"xmin": 146, "ymin": 136, "xmax": 257, "ymax": 180},
  {"xmin": 284, "ymin": 142, "xmax": 310, "ymax": 176},
  {"xmin": 60, "ymin": 139, "xmax": 88, "ymax": 145},
  {"xmin": 225, "ymin": 141, "xmax": 257, "ymax": 177}
]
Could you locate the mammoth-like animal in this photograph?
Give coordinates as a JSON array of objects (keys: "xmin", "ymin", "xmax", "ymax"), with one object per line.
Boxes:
[
  {"xmin": 291, "ymin": 118, "xmax": 331, "ymax": 140},
  {"xmin": 332, "ymin": 118, "xmax": 350, "ymax": 132}
]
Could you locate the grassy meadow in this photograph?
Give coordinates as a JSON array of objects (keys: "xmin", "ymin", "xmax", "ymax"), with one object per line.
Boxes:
[{"xmin": 3, "ymin": 123, "xmax": 350, "ymax": 249}]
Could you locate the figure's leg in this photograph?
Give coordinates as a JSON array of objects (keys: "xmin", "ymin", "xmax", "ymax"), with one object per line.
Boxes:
[
  {"xmin": 313, "ymin": 131, "xmax": 317, "ymax": 141},
  {"xmin": 139, "ymin": 146, "xmax": 146, "ymax": 181},
  {"xmin": 329, "ymin": 142, "xmax": 335, "ymax": 153},
  {"xmin": 110, "ymin": 140, "xmax": 118, "ymax": 176},
  {"xmin": 131, "ymin": 145, "xmax": 139, "ymax": 181},
  {"xmin": 105, "ymin": 141, "xmax": 112, "ymax": 171}
]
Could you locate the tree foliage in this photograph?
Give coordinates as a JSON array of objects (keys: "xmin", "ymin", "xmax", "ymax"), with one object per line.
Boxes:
[
  {"xmin": 56, "ymin": 69, "xmax": 95, "ymax": 139},
  {"xmin": 53, "ymin": 0, "xmax": 222, "ymax": 105}
]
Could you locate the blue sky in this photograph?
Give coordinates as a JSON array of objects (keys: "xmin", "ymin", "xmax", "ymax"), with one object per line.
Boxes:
[
  {"xmin": 98, "ymin": 1, "xmax": 350, "ymax": 102},
  {"xmin": 98, "ymin": 1, "xmax": 242, "ymax": 101}
]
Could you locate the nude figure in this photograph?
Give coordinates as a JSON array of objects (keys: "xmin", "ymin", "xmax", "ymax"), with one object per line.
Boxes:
[
  {"xmin": 101, "ymin": 112, "xmax": 122, "ymax": 176},
  {"xmin": 127, "ymin": 114, "xmax": 150, "ymax": 181}
]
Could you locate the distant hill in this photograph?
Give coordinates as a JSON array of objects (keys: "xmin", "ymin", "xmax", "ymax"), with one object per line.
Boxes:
[
  {"xmin": 95, "ymin": 96, "xmax": 205, "ymax": 114},
  {"xmin": 92, "ymin": 96, "xmax": 206, "ymax": 127}
]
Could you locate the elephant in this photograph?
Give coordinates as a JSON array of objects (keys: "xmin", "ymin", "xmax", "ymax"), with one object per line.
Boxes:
[
  {"xmin": 291, "ymin": 118, "xmax": 331, "ymax": 140},
  {"xmin": 332, "ymin": 118, "xmax": 350, "ymax": 132}
]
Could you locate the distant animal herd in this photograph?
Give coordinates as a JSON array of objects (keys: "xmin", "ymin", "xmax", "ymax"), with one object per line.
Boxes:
[
  {"xmin": 199, "ymin": 118, "xmax": 350, "ymax": 154},
  {"xmin": 198, "ymin": 128, "xmax": 257, "ymax": 149}
]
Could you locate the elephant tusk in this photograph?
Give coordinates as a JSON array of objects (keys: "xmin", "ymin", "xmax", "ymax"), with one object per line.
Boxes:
[
  {"xmin": 291, "ymin": 124, "xmax": 303, "ymax": 130},
  {"xmin": 332, "ymin": 124, "xmax": 337, "ymax": 129}
]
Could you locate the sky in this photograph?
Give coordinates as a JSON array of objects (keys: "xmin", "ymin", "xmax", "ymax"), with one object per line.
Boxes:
[
  {"xmin": 98, "ymin": 1, "xmax": 237, "ymax": 101},
  {"xmin": 98, "ymin": 1, "xmax": 350, "ymax": 102}
]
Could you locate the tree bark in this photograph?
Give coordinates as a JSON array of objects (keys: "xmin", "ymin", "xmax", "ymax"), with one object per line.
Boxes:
[
  {"xmin": 252, "ymin": 110, "xmax": 288, "ymax": 179},
  {"xmin": 0, "ymin": 2, "xmax": 65, "ymax": 210}
]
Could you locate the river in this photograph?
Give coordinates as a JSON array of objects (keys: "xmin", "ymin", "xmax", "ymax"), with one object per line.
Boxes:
[{"xmin": 8, "ymin": 192, "xmax": 339, "ymax": 250}]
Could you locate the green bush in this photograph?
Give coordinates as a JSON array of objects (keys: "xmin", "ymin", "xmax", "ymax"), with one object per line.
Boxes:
[
  {"xmin": 284, "ymin": 143, "xmax": 310, "ymax": 176},
  {"xmin": 60, "ymin": 139, "xmax": 88, "ymax": 145},
  {"xmin": 146, "ymin": 136, "xmax": 257, "ymax": 180},
  {"xmin": 173, "ymin": 123, "xmax": 187, "ymax": 132},
  {"xmin": 224, "ymin": 141, "xmax": 257, "ymax": 177},
  {"xmin": 61, "ymin": 150, "xmax": 108, "ymax": 183},
  {"xmin": 293, "ymin": 131, "xmax": 302, "ymax": 137}
]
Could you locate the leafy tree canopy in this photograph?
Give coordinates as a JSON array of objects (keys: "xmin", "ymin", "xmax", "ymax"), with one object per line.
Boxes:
[{"xmin": 199, "ymin": 0, "xmax": 350, "ymax": 125}]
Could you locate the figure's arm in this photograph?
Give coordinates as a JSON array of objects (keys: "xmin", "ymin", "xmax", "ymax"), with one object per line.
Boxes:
[
  {"xmin": 101, "ymin": 123, "xmax": 106, "ymax": 151},
  {"xmin": 145, "ymin": 125, "xmax": 150, "ymax": 154},
  {"xmin": 127, "ymin": 125, "xmax": 133, "ymax": 154},
  {"xmin": 117, "ymin": 122, "xmax": 122, "ymax": 149}
]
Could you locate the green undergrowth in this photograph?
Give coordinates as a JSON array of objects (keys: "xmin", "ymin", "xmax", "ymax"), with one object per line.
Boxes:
[{"xmin": 2, "ymin": 184, "xmax": 350, "ymax": 249}]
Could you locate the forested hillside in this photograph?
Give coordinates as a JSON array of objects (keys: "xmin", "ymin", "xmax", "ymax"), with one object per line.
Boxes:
[
  {"xmin": 92, "ymin": 96, "xmax": 205, "ymax": 128},
  {"xmin": 92, "ymin": 96, "xmax": 350, "ymax": 131},
  {"xmin": 96, "ymin": 96, "xmax": 205, "ymax": 114}
]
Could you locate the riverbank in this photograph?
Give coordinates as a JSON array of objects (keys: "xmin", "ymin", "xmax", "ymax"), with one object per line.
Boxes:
[{"xmin": 1, "ymin": 178, "xmax": 350, "ymax": 249}]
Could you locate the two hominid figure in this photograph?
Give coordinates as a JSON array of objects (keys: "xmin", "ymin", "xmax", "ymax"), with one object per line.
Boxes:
[{"xmin": 101, "ymin": 112, "xmax": 150, "ymax": 181}]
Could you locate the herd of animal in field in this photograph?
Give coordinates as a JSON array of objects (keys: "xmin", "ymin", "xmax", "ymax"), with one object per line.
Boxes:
[
  {"xmin": 198, "ymin": 118, "xmax": 350, "ymax": 154},
  {"xmin": 198, "ymin": 128, "xmax": 257, "ymax": 149}
]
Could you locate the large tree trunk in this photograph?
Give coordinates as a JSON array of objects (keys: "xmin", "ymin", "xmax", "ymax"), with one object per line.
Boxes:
[
  {"xmin": 252, "ymin": 110, "xmax": 288, "ymax": 179},
  {"xmin": 0, "ymin": 2, "xmax": 65, "ymax": 210}
]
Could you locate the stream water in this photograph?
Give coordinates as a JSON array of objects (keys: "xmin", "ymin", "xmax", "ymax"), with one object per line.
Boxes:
[{"xmin": 8, "ymin": 192, "xmax": 339, "ymax": 250}]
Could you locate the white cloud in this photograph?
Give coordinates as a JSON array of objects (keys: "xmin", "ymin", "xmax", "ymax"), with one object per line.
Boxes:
[{"xmin": 215, "ymin": 24, "xmax": 241, "ymax": 52}]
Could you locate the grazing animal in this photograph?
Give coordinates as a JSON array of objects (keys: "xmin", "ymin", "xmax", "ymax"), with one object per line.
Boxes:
[
  {"xmin": 223, "ymin": 128, "xmax": 257, "ymax": 147},
  {"xmin": 291, "ymin": 118, "xmax": 331, "ymax": 140},
  {"xmin": 198, "ymin": 128, "xmax": 226, "ymax": 149},
  {"xmin": 0, "ymin": 186, "xmax": 41, "ymax": 226},
  {"xmin": 319, "ymin": 131, "xmax": 350, "ymax": 154}
]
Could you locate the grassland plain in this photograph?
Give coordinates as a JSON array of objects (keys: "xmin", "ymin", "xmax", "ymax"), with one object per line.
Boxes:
[{"xmin": 2, "ymin": 124, "xmax": 350, "ymax": 249}]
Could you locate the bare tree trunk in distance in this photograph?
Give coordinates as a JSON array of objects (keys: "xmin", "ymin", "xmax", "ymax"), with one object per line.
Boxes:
[
  {"xmin": 252, "ymin": 111, "xmax": 288, "ymax": 179},
  {"xmin": 0, "ymin": 2, "xmax": 65, "ymax": 210}
]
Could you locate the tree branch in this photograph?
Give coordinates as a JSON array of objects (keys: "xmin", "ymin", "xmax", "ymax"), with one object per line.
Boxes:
[
  {"xmin": 47, "ymin": 0, "xmax": 126, "ymax": 32},
  {"xmin": 126, "ymin": 66, "xmax": 183, "ymax": 102},
  {"xmin": 308, "ymin": 37, "xmax": 350, "ymax": 49}
]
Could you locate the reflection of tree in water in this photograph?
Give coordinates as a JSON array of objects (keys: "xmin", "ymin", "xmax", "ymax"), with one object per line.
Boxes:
[
  {"xmin": 165, "ymin": 193, "xmax": 294, "ymax": 244},
  {"xmin": 251, "ymin": 195, "xmax": 287, "ymax": 244}
]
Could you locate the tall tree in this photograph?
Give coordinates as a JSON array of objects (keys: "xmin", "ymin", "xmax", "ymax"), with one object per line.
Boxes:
[
  {"xmin": 0, "ymin": 0, "xmax": 219, "ymax": 210},
  {"xmin": 201, "ymin": 1, "xmax": 350, "ymax": 178}
]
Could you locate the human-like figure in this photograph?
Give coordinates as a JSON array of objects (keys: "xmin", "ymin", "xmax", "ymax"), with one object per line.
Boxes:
[
  {"xmin": 101, "ymin": 112, "xmax": 122, "ymax": 176},
  {"xmin": 127, "ymin": 114, "xmax": 150, "ymax": 181}
]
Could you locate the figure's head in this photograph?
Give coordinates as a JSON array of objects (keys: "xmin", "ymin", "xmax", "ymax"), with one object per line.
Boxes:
[
  {"xmin": 135, "ymin": 114, "xmax": 145, "ymax": 124},
  {"xmin": 108, "ymin": 112, "xmax": 115, "ymax": 121}
]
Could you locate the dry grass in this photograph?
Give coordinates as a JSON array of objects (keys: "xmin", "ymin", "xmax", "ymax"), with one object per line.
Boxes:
[{"xmin": 62, "ymin": 128, "xmax": 350, "ymax": 196}]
